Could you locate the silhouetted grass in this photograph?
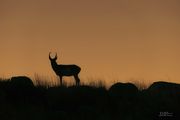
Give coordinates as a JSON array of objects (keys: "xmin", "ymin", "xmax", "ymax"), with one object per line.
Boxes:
[{"xmin": 0, "ymin": 76, "xmax": 179, "ymax": 120}]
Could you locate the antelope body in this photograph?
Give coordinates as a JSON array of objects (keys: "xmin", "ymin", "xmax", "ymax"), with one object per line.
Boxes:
[{"xmin": 49, "ymin": 52, "xmax": 81, "ymax": 86}]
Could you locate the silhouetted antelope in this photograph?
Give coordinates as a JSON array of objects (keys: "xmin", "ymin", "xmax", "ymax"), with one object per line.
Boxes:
[{"xmin": 49, "ymin": 52, "xmax": 81, "ymax": 86}]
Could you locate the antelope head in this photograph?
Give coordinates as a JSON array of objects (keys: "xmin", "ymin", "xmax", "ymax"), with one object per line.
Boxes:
[{"xmin": 49, "ymin": 52, "xmax": 57, "ymax": 61}]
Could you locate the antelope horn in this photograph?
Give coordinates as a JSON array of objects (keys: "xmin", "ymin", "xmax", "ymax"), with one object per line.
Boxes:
[
  {"xmin": 55, "ymin": 52, "xmax": 57, "ymax": 59},
  {"xmin": 49, "ymin": 52, "xmax": 52, "ymax": 59}
]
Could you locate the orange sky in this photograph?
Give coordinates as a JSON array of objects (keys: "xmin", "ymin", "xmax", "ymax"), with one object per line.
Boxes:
[{"xmin": 0, "ymin": 0, "xmax": 180, "ymax": 85}]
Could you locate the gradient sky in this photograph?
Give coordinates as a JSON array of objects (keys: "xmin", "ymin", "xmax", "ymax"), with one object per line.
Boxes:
[{"xmin": 0, "ymin": 0, "xmax": 180, "ymax": 85}]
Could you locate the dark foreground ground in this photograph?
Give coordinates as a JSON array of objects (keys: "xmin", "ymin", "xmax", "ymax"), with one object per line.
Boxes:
[{"xmin": 0, "ymin": 76, "xmax": 179, "ymax": 120}]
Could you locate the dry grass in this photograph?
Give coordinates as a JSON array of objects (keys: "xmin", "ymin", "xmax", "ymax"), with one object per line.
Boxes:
[{"xmin": 0, "ymin": 74, "xmax": 152, "ymax": 90}]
